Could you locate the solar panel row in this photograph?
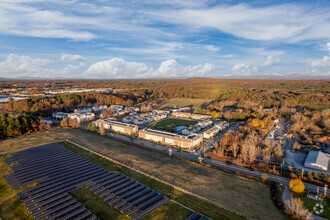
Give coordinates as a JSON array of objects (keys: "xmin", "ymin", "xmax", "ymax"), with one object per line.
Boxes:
[
  {"xmin": 186, "ymin": 211, "xmax": 210, "ymax": 220},
  {"xmin": 4, "ymin": 143, "xmax": 170, "ymax": 220}
]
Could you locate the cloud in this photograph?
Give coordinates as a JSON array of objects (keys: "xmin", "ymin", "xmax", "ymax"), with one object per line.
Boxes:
[
  {"xmin": 0, "ymin": 53, "xmax": 53, "ymax": 77},
  {"xmin": 61, "ymin": 54, "xmax": 86, "ymax": 62},
  {"xmin": 63, "ymin": 63, "xmax": 85, "ymax": 74},
  {"xmin": 307, "ymin": 56, "xmax": 330, "ymax": 77},
  {"xmin": 152, "ymin": 59, "xmax": 213, "ymax": 77},
  {"xmin": 260, "ymin": 56, "xmax": 280, "ymax": 67},
  {"xmin": 147, "ymin": 4, "xmax": 330, "ymax": 42},
  {"xmin": 111, "ymin": 41, "xmax": 185, "ymax": 59},
  {"xmin": 205, "ymin": 45, "xmax": 220, "ymax": 52},
  {"xmin": 307, "ymin": 56, "xmax": 330, "ymax": 68},
  {"xmin": 0, "ymin": 1, "xmax": 99, "ymax": 41},
  {"xmin": 231, "ymin": 55, "xmax": 280, "ymax": 75},
  {"xmin": 306, "ymin": 43, "xmax": 330, "ymax": 77},
  {"xmin": 84, "ymin": 58, "xmax": 154, "ymax": 79},
  {"xmin": 141, "ymin": 0, "xmax": 212, "ymax": 8},
  {"xmin": 0, "ymin": 1, "xmax": 174, "ymax": 42},
  {"xmin": 231, "ymin": 63, "xmax": 256, "ymax": 75},
  {"xmin": 83, "ymin": 58, "xmax": 213, "ymax": 78}
]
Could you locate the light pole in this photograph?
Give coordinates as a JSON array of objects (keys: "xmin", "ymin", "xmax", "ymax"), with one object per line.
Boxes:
[{"xmin": 324, "ymin": 184, "xmax": 328, "ymax": 198}]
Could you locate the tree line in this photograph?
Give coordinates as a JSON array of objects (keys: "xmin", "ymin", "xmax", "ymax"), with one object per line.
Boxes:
[
  {"xmin": 4, "ymin": 93, "xmax": 134, "ymax": 115},
  {"xmin": 0, "ymin": 112, "xmax": 49, "ymax": 139}
]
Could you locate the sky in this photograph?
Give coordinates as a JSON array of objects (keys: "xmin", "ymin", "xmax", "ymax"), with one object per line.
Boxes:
[{"xmin": 0, "ymin": 0, "xmax": 329, "ymax": 79}]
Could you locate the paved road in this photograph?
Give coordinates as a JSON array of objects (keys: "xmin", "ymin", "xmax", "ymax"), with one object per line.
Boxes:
[{"xmin": 81, "ymin": 126, "xmax": 326, "ymax": 195}]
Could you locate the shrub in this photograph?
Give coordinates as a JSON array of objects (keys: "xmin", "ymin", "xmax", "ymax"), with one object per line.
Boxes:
[
  {"xmin": 289, "ymin": 179, "xmax": 305, "ymax": 193},
  {"xmin": 261, "ymin": 174, "xmax": 268, "ymax": 182}
]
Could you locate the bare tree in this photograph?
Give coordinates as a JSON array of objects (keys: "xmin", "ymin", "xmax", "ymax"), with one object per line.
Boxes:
[
  {"xmin": 216, "ymin": 142, "xmax": 225, "ymax": 157},
  {"xmin": 99, "ymin": 126, "xmax": 105, "ymax": 136},
  {"xmin": 101, "ymin": 108, "xmax": 114, "ymax": 119},
  {"xmin": 273, "ymin": 144, "xmax": 283, "ymax": 160},
  {"xmin": 223, "ymin": 110, "xmax": 232, "ymax": 121},
  {"xmin": 284, "ymin": 198, "xmax": 312, "ymax": 220},
  {"xmin": 240, "ymin": 139, "xmax": 249, "ymax": 163},
  {"xmin": 293, "ymin": 141, "xmax": 302, "ymax": 150},
  {"xmin": 231, "ymin": 134, "xmax": 239, "ymax": 158},
  {"xmin": 262, "ymin": 147, "xmax": 271, "ymax": 165}
]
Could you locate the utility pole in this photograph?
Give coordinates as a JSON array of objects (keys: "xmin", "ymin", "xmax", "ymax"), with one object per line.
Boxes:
[{"xmin": 324, "ymin": 184, "xmax": 328, "ymax": 198}]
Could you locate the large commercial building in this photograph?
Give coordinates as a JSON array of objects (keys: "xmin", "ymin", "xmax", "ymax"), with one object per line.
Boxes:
[
  {"xmin": 95, "ymin": 119, "xmax": 138, "ymax": 135},
  {"xmin": 304, "ymin": 151, "xmax": 329, "ymax": 171},
  {"xmin": 138, "ymin": 129, "xmax": 203, "ymax": 149}
]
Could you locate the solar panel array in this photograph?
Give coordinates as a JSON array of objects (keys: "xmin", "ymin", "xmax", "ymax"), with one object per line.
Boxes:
[
  {"xmin": 186, "ymin": 212, "xmax": 210, "ymax": 220},
  {"xmin": 4, "ymin": 143, "xmax": 170, "ymax": 220}
]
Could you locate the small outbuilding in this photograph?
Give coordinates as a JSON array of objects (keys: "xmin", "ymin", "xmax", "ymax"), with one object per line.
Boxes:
[{"xmin": 304, "ymin": 151, "xmax": 329, "ymax": 171}]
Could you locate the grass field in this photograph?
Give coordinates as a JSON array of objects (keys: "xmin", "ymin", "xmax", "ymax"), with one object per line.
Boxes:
[
  {"xmin": 297, "ymin": 105, "xmax": 329, "ymax": 110},
  {"xmin": 157, "ymin": 98, "xmax": 212, "ymax": 110},
  {"xmin": 70, "ymin": 187, "xmax": 129, "ymax": 220},
  {"xmin": 300, "ymin": 196, "xmax": 330, "ymax": 219},
  {"xmin": 63, "ymin": 141, "xmax": 239, "ymax": 219},
  {"xmin": 70, "ymin": 186, "xmax": 192, "ymax": 220},
  {"xmin": 0, "ymin": 128, "xmax": 286, "ymax": 219},
  {"xmin": 150, "ymin": 118, "xmax": 197, "ymax": 129},
  {"xmin": 0, "ymin": 154, "xmax": 35, "ymax": 220},
  {"xmin": 0, "ymin": 128, "xmax": 71, "ymax": 154}
]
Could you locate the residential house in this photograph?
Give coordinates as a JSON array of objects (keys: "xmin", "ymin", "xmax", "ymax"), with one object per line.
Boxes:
[
  {"xmin": 52, "ymin": 112, "xmax": 69, "ymax": 120},
  {"xmin": 74, "ymin": 107, "xmax": 92, "ymax": 114},
  {"xmin": 171, "ymin": 112, "xmax": 191, "ymax": 118},
  {"xmin": 191, "ymin": 114, "xmax": 212, "ymax": 120},
  {"xmin": 68, "ymin": 112, "xmax": 95, "ymax": 123},
  {"xmin": 152, "ymin": 110, "xmax": 170, "ymax": 115},
  {"xmin": 152, "ymin": 113, "xmax": 168, "ymax": 121},
  {"xmin": 92, "ymin": 105, "xmax": 107, "ymax": 112},
  {"xmin": 203, "ymin": 126, "xmax": 220, "ymax": 139},
  {"xmin": 197, "ymin": 120, "xmax": 213, "ymax": 128},
  {"xmin": 214, "ymin": 121, "xmax": 229, "ymax": 130}
]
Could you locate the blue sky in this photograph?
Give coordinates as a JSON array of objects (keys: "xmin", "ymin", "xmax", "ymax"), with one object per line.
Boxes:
[{"xmin": 0, "ymin": 0, "xmax": 329, "ymax": 79}]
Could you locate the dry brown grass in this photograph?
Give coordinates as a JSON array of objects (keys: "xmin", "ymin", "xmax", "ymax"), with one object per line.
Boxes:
[
  {"xmin": 0, "ymin": 128, "xmax": 72, "ymax": 154},
  {"xmin": 0, "ymin": 128, "xmax": 286, "ymax": 219}
]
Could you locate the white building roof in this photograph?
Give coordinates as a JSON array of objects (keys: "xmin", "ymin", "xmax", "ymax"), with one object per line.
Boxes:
[{"xmin": 304, "ymin": 151, "xmax": 329, "ymax": 171}]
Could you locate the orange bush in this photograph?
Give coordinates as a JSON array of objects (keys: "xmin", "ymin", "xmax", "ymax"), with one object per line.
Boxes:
[
  {"xmin": 289, "ymin": 178, "xmax": 305, "ymax": 193},
  {"xmin": 252, "ymin": 118, "xmax": 265, "ymax": 129}
]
